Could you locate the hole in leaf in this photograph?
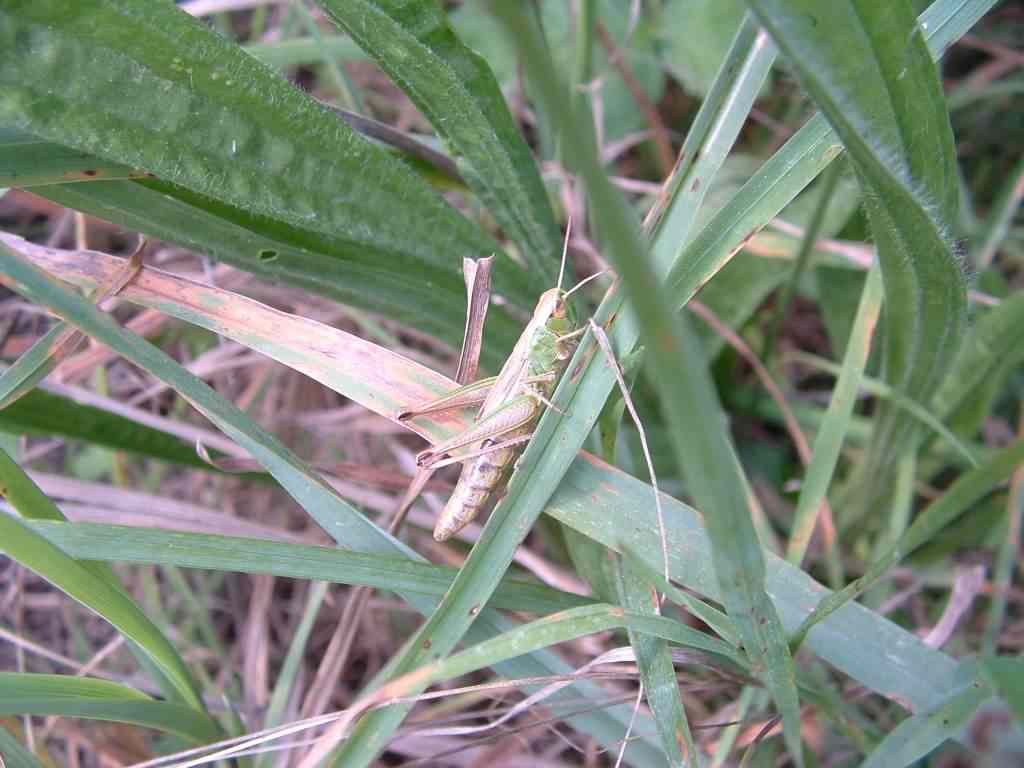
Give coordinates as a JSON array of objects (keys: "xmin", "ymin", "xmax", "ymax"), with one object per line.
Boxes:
[{"xmin": 258, "ymin": 249, "xmax": 279, "ymax": 262}]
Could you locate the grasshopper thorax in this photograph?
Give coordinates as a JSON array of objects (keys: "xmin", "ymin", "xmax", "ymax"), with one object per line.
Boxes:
[{"xmin": 523, "ymin": 288, "xmax": 578, "ymax": 377}]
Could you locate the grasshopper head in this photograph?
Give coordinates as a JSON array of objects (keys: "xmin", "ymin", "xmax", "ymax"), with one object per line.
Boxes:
[{"xmin": 535, "ymin": 287, "xmax": 575, "ymax": 333}]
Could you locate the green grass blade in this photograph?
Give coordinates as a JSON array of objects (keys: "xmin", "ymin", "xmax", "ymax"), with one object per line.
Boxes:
[
  {"xmin": 33, "ymin": 521, "xmax": 591, "ymax": 615},
  {"xmin": 666, "ymin": 0, "xmax": 996, "ymax": 313},
  {"xmin": 647, "ymin": 14, "xmax": 776, "ymax": 267},
  {"xmin": 979, "ymin": 657, "xmax": 1024, "ymax": 724},
  {"xmin": 0, "ymin": 455, "xmax": 211, "ymax": 718},
  {"xmin": 0, "ymin": 724, "xmax": 44, "ymax": 768},
  {"xmin": 744, "ymin": 0, "xmax": 968, "ymax": 505},
  {"xmin": 376, "ymin": 604, "xmax": 744, "ymax": 695},
  {"xmin": 790, "ymin": 439, "xmax": 1024, "ymax": 651},
  {"xmin": 294, "ymin": 0, "xmax": 363, "ymax": 113},
  {"xmin": 932, "ymin": 293, "xmax": 1024, "ymax": 426},
  {"xmin": 490, "ymin": 8, "xmax": 805, "ymax": 765},
  {"xmin": 316, "ymin": 0, "xmax": 561, "ymax": 283},
  {"xmin": 789, "ymin": 351, "xmax": 980, "ymax": 469},
  {"xmin": 327, "ymin": 8, "xmax": 784, "ymax": 766},
  {"xmin": 0, "ymin": 386, "xmax": 216, "ymax": 469},
  {"xmin": 0, "ymin": 235, "xmax": 666, "ymax": 765},
  {"xmin": 0, "ymin": 324, "xmax": 76, "ymax": 409},
  {"xmin": 618, "ymin": 546, "xmax": 740, "ymax": 647},
  {"xmin": 244, "ymin": 34, "xmax": 366, "ymax": 69},
  {"xmin": 549, "ymin": 454, "xmax": 961, "ymax": 712},
  {"xmin": 666, "ymin": 113, "xmax": 840, "ymax": 308},
  {"xmin": 860, "ymin": 673, "xmax": 991, "ymax": 768},
  {"xmin": 972, "ymin": 153, "xmax": 1024, "ymax": 269},
  {"xmin": 615, "ymin": 558, "xmax": 697, "ymax": 767},
  {"xmin": 786, "ymin": 263, "xmax": 883, "ymax": 564},
  {"xmin": 0, "ymin": 392, "xmax": 208, "ymax": 707},
  {"xmin": 1, "ymin": 208, "xmax": 980, "ymax": 718},
  {"xmin": 255, "ymin": 581, "xmax": 328, "ymax": 768},
  {"xmin": 982, "ymin": 476, "xmax": 1023, "ymax": 655},
  {"xmin": 0, "ymin": 672, "xmax": 221, "ymax": 743}
]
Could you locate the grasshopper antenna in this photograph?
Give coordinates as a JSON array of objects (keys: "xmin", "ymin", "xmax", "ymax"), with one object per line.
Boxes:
[
  {"xmin": 557, "ymin": 216, "xmax": 572, "ymax": 292},
  {"xmin": 565, "ymin": 268, "xmax": 610, "ymax": 300},
  {"xmin": 588, "ymin": 318, "xmax": 670, "ymax": 587}
]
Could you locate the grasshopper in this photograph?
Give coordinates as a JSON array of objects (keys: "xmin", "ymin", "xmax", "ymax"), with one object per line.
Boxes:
[
  {"xmin": 398, "ymin": 232, "xmax": 667, "ymax": 573},
  {"xmin": 398, "ymin": 282, "xmax": 584, "ymax": 541}
]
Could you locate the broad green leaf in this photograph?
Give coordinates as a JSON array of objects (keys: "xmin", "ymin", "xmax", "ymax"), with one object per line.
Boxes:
[
  {"xmin": 0, "ymin": 0, "xmax": 484, "ymax": 256},
  {"xmin": 0, "ymin": 126, "xmax": 142, "ymax": 186},
  {"xmin": 0, "ymin": 0, "xmax": 531, "ymax": 361},
  {"xmin": 316, "ymin": 0, "xmax": 561, "ymax": 283},
  {"xmin": 0, "ymin": 672, "xmax": 221, "ymax": 743},
  {"xmin": 0, "ymin": 234, "xmax": 669, "ymax": 766},
  {"xmin": 0, "ymin": 455, "xmax": 210, "ymax": 719},
  {"xmin": 2, "ymin": 112, "xmax": 464, "ymax": 193},
  {"xmin": 33, "ymin": 521, "xmax": 592, "ymax": 615},
  {"xmin": 744, "ymin": 0, "xmax": 967, "ymax": 506}
]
